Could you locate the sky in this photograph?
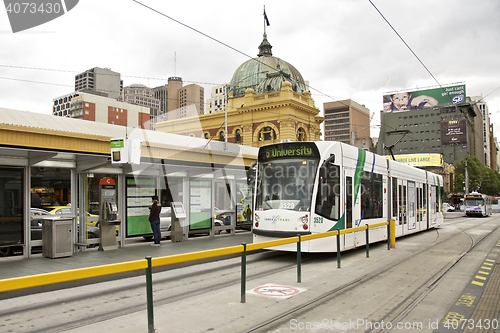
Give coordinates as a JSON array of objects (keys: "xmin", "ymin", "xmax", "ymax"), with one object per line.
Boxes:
[{"xmin": 1, "ymin": 0, "xmax": 500, "ymax": 141}]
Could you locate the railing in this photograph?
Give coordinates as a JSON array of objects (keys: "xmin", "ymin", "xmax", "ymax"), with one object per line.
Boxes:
[{"xmin": 0, "ymin": 220, "xmax": 395, "ymax": 333}]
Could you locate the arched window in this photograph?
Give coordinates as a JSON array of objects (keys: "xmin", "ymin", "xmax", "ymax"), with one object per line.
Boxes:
[
  {"xmin": 204, "ymin": 133, "xmax": 209, "ymax": 139},
  {"xmin": 297, "ymin": 127, "xmax": 306, "ymax": 141},
  {"xmin": 235, "ymin": 129, "xmax": 241, "ymax": 144},
  {"xmin": 219, "ymin": 131, "xmax": 225, "ymax": 141},
  {"xmin": 259, "ymin": 126, "xmax": 276, "ymax": 141}
]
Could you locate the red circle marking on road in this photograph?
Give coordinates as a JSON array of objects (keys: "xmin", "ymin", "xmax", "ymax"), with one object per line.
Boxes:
[{"xmin": 253, "ymin": 285, "xmax": 300, "ymax": 297}]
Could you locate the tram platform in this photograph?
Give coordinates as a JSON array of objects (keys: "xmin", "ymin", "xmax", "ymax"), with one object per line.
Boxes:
[{"xmin": 0, "ymin": 231, "xmax": 254, "ymax": 299}]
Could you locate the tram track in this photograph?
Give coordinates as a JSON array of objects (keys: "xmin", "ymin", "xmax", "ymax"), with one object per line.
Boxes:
[
  {"xmin": 0, "ymin": 250, "xmax": 333, "ymax": 333},
  {"xmin": 242, "ymin": 217, "xmax": 500, "ymax": 333},
  {"xmin": 375, "ymin": 217, "xmax": 499, "ymax": 333}
]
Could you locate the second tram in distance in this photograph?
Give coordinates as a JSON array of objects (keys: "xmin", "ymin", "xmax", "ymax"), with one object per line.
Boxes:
[
  {"xmin": 251, "ymin": 141, "xmax": 444, "ymax": 252},
  {"xmin": 464, "ymin": 192, "xmax": 492, "ymax": 217}
]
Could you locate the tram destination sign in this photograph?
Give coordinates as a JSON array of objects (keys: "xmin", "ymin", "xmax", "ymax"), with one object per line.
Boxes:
[{"xmin": 258, "ymin": 142, "xmax": 320, "ymax": 162}]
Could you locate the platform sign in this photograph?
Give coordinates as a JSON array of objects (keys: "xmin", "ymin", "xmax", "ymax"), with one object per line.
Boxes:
[{"xmin": 110, "ymin": 138, "xmax": 142, "ymax": 164}]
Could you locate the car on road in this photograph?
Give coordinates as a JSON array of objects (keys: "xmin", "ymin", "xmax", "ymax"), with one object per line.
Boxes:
[
  {"xmin": 46, "ymin": 206, "xmax": 99, "ymax": 227},
  {"xmin": 443, "ymin": 203, "xmax": 455, "ymax": 212},
  {"xmin": 214, "ymin": 207, "xmax": 252, "ymax": 233}
]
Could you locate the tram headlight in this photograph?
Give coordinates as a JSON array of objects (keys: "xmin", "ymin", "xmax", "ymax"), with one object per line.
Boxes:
[
  {"xmin": 301, "ymin": 215, "xmax": 308, "ymax": 230},
  {"xmin": 254, "ymin": 213, "xmax": 260, "ymax": 228}
]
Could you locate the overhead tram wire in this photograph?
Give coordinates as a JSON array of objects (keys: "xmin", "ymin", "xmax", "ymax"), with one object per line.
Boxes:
[
  {"xmin": 2, "ymin": 3, "xmax": 374, "ymax": 117},
  {"xmin": 131, "ymin": 0, "xmax": 354, "ymax": 109},
  {"xmin": 368, "ymin": 0, "xmax": 462, "ymax": 108},
  {"xmin": 367, "ymin": 1, "xmax": 494, "ymax": 153},
  {"xmin": 368, "ymin": 0, "xmax": 441, "ymax": 88}
]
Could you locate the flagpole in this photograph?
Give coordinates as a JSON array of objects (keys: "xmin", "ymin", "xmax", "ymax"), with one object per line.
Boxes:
[{"xmin": 264, "ymin": 5, "xmax": 266, "ymax": 35}]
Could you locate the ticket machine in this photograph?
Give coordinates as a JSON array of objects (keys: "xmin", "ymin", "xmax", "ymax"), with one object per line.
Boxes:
[
  {"xmin": 170, "ymin": 202, "xmax": 186, "ymax": 243},
  {"xmin": 98, "ymin": 177, "xmax": 121, "ymax": 250}
]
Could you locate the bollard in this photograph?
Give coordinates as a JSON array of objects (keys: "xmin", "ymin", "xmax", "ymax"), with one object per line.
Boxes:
[
  {"xmin": 336, "ymin": 229, "xmax": 341, "ymax": 268},
  {"xmin": 390, "ymin": 219, "xmax": 396, "ymax": 249},
  {"xmin": 365, "ymin": 225, "xmax": 370, "ymax": 258},
  {"xmin": 241, "ymin": 242, "xmax": 247, "ymax": 303},
  {"xmin": 297, "ymin": 235, "xmax": 302, "ymax": 283},
  {"xmin": 145, "ymin": 256, "xmax": 155, "ymax": 333}
]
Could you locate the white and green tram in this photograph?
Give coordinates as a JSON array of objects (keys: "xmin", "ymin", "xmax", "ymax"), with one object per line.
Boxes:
[{"xmin": 251, "ymin": 141, "xmax": 444, "ymax": 252}]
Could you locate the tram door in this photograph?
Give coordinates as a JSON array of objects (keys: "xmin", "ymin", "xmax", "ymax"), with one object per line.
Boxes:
[
  {"xmin": 345, "ymin": 176, "xmax": 353, "ymax": 229},
  {"xmin": 343, "ymin": 175, "xmax": 354, "ymax": 250},
  {"xmin": 395, "ymin": 179, "xmax": 407, "ymax": 237},
  {"xmin": 407, "ymin": 182, "xmax": 416, "ymax": 230},
  {"xmin": 429, "ymin": 186, "xmax": 437, "ymax": 226}
]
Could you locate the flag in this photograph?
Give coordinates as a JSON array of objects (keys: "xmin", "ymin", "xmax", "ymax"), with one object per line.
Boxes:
[{"xmin": 264, "ymin": 10, "xmax": 270, "ymax": 26}]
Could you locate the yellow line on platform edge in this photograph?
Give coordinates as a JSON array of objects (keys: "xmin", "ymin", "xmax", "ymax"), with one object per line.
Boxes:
[{"xmin": 0, "ymin": 259, "xmax": 147, "ymax": 293}]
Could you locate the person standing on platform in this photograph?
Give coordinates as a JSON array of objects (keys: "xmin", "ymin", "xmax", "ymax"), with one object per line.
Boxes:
[{"xmin": 149, "ymin": 195, "xmax": 161, "ymax": 247}]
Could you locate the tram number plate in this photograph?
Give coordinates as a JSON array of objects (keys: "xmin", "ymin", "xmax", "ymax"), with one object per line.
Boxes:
[
  {"xmin": 314, "ymin": 217, "xmax": 323, "ymax": 223},
  {"xmin": 279, "ymin": 203, "xmax": 295, "ymax": 209}
]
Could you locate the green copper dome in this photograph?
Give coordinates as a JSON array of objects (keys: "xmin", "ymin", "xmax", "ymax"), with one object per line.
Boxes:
[{"xmin": 229, "ymin": 34, "xmax": 307, "ymax": 98}]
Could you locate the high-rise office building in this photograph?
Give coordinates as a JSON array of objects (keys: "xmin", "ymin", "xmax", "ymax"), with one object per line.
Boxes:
[
  {"xmin": 122, "ymin": 84, "xmax": 161, "ymax": 129},
  {"xmin": 69, "ymin": 92, "xmax": 151, "ymax": 129},
  {"xmin": 152, "ymin": 84, "xmax": 168, "ymax": 122},
  {"xmin": 74, "ymin": 67, "xmax": 123, "ymax": 100},
  {"xmin": 165, "ymin": 77, "xmax": 204, "ymax": 119},
  {"xmin": 206, "ymin": 84, "xmax": 229, "ymax": 114},
  {"xmin": 323, "ymin": 99, "xmax": 371, "ymax": 146}
]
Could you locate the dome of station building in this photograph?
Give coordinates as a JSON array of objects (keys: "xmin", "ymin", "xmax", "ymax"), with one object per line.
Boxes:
[
  {"xmin": 128, "ymin": 83, "xmax": 147, "ymax": 88},
  {"xmin": 229, "ymin": 34, "xmax": 307, "ymax": 98}
]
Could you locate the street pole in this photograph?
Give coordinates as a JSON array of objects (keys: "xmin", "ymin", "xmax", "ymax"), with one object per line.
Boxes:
[
  {"xmin": 224, "ymin": 86, "xmax": 228, "ymax": 151},
  {"xmin": 465, "ymin": 158, "xmax": 469, "ymax": 195}
]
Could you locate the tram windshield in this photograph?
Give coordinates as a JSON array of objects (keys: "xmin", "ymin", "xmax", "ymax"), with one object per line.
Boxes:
[
  {"xmin": 465, "ymin": 198, "xmax": 484, "ymax": 206},
  {"xmin": 255, "ymin": 158, "xmax": 318, "ymax": 211}
]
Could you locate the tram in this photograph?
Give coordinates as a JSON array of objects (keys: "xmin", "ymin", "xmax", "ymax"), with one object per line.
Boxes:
[
  {"xmin": 464, "ymin": 192, "xmax": 492, "ymax": 217},
  {"xmin": 491, "ymin": 196, "xmax": 500, "ymax": 213},
  {"xmin": 251, "ymin": 141, "xmax": 444, "ymax": 252}
]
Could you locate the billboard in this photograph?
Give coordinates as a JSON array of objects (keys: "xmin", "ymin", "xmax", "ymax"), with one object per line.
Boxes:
[
  {"xmin": 383, "ymin": 84, "xmax": 466, "ymax": 112},
  {"xmin": 441, "ymin": 120, "xmax": 467, "ymax": 144},
  {"xmin": 386, "ymin": 154, "xmax": 443, "ymax": 167}
]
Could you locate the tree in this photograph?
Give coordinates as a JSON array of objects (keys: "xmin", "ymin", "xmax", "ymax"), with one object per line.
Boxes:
[{"xmin": 453, "ymin": 156, "xmax": 500, "ymax": 195}]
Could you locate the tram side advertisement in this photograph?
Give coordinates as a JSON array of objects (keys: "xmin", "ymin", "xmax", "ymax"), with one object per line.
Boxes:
[{"xmin": 126, "ymin": 178, "xmax": 156, "ymax": 236}]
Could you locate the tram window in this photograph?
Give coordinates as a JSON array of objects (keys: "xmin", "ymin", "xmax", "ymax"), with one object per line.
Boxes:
[
  {"xmin": 315, "ymin": 164, "xmax": 340, "ymax": 221},
  {"xmin": 392, "ymin": 178, "xmax": 397, "ymax": 218},
  {"xmin": 360, "ymin": 172, "xmax": 383, "ymax": 219},
  {"xmin": 256, "ymin": 159, "xmax": 318, "ymax": 211},
  {"xmin": 423, "ymin": 185, "xmax": 427, "ymax": 209},
  {"xmin": 398, "ymin": 185, "xmax": 402, "ymax": 225},
  {"xmin": 403, "ymin": 186, "xmax": 407, "ymax": 224},
  {"xmin": 418, "ymin": 187, "xmax": 423, "ymax": 222}
]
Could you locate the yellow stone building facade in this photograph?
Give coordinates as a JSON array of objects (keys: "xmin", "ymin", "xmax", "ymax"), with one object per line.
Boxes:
[{"xmin": 155, "ymin": 34, "xmax": 323, "ymax": 147}]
